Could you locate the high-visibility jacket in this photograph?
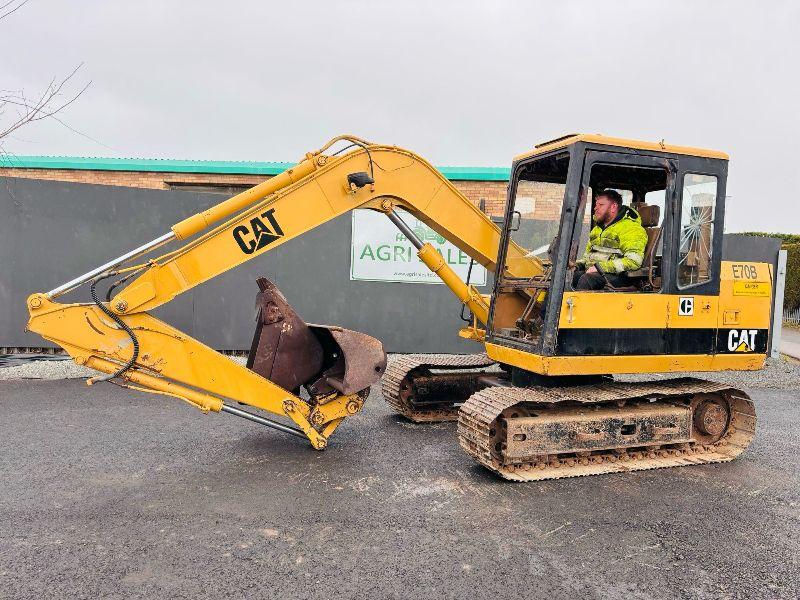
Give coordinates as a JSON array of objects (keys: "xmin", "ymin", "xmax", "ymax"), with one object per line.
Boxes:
[{"xmin": 578, "ymin": 205, "xmax": 648, "ymax": 274}]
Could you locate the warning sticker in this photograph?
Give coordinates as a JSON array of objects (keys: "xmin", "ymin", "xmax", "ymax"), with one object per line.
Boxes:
[{"xmin": 733, "ymin": 281, "xmax": 770, "ymax": 297}]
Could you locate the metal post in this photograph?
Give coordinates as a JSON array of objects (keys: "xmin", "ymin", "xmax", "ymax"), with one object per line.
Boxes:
[
  {"xmin": 770, "ymin": 249, "xmax": 787, "ymax": 358},
  {"xmin": 46, "ymin": 231, "xmax": 176, "ymax": 298}
]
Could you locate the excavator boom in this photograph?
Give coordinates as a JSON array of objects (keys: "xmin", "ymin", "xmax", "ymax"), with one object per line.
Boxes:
[{"xmin": 26, "ymin": 136, "xmax": 540, "ymax": 448}]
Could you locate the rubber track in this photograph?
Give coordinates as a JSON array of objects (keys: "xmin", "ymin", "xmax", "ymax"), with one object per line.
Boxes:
[
  {"xmin": 382, "ymin": 353, "xmax": 496, "ymax": 422},
  {"xmin": 457, "ymin": 377, "xmax": 756, "ymax": 481}
]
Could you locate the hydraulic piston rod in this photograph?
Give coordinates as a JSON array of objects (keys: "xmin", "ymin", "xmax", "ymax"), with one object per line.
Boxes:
[
  {"xmin": 46, "ymin": 155, "xmax": 320, "ymax": 299},
  {"xmin": 221, "ymin": 405, "xmax": 307, "ymax": 438},
  {"xmin": 386, "ymin": 210, "xmax": 424, "ymax": 250},
  {"xmin": 386, "ymin": 209, "xmax": 490, "ymax": 325},
  {"xmin": 47, "ymin": 232, "xmax": 176, "ymax": 299}
]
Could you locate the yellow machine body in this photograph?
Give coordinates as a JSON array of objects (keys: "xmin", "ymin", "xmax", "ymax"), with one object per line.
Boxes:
[
  {"xmin": 25, "ymin": 134, "xmax": 772, "ymax": 471},
  {"xmin": 486, "ymin": 260, "xmax": 772, "ymax": 375}
]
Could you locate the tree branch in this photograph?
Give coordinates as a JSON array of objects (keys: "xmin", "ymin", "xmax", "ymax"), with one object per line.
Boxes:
[
  {"xmin": 1, "ymin": 3, "xmax": 102, "ymax": 151},
  {"xmin": 0, "ymin": 0, "xmax": 29, "ymax": 22},
  {"xmin": 0, "ymin": 64, "xmax": 91, "ymax": 141}
]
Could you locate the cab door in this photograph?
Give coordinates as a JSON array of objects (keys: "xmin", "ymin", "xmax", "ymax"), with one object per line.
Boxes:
[
  {"xmin": 552, "ymin": 150, "xmax": 677, "ymax": 358},
  {"xmin": 665, "ymin": 155, "xmax": 728, "ymax": 356}
]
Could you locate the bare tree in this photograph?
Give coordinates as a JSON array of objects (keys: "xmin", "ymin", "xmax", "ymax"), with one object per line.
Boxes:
[{"xmin": 0, "ymin": 0, "xmax": 92, "ymax": 152}]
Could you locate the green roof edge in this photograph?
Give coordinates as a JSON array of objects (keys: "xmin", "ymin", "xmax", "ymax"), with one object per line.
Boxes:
[{"xmin": 0, "ymin": 155, "xmax": 511, "ymax": 181}]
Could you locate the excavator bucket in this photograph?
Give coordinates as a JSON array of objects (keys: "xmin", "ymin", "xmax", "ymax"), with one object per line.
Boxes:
[
  {"xmin": 247, "ymin": 277, "xmax": 386, "ymax": 398},
  {"xmin": 304, "ymin": 325, "xmax": 387, "ymax": 398}
]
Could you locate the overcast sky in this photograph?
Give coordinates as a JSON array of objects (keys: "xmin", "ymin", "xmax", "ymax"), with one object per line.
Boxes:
[{"xmin": 3, "ymin": 0, "xmax": 798, "ymax": 232}]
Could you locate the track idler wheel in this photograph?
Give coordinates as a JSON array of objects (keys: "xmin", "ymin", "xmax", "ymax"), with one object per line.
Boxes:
[{"xmin": 690, "ymin": 393, "xmax": 732, "ymax": 443}]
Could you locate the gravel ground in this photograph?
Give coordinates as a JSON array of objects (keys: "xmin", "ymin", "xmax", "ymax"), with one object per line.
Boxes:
[
  {"xmin": 2, "ymin": 353, "xmax": 799, "ymax": 390},
  {"xmin": 2, "ymin": 353, "xmax": 798, "ymax": 599},
  {"xmin": 614, "ymin": 357, "xmax": 800, "ymax": 389}
]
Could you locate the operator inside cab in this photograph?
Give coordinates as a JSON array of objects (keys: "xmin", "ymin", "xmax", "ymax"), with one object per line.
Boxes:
[{"xmin": 572, "ymin": 189, "xmax": 648, "ymax": 290}]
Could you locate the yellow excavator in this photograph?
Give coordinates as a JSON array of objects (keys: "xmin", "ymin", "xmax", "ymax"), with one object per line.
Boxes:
[{"xmin": 26, "ymin": 134, "xmax": 771, "ymax": 481}]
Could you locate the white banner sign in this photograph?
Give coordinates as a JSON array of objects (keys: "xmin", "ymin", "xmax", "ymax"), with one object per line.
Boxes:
[{"xmin": 350, "ymin": 209, "xmax": 488, "ymax": 285}]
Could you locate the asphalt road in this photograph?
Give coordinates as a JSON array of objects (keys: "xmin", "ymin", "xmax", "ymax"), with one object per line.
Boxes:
[{"xmin": 1, "ymin": 379, "xmax": 798, "ymax": 600}]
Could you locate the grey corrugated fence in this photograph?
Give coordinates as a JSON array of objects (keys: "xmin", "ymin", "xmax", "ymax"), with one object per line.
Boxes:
[{"xmin": 0, "ymin": 177, "xmax": 785, "ymax": 354}]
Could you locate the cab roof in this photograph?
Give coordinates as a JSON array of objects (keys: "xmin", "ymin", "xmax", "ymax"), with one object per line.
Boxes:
[{"xmin": 514, "ymin": 134, "xmax": 729, "ymax": 162}]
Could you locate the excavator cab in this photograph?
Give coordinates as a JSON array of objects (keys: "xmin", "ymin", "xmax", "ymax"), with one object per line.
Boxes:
[
  {"xmin": 445, "ymin": 134, "xmax": 770, "ymax": 480},
  {"xmin": 482, "ymin": 134, "xmax": 771, "ymax": 378}
]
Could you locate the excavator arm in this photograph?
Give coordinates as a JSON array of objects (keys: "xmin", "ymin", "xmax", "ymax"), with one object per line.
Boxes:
[{"xmin": 26, "ymin": 135, "xmax": 542, "ymax": 448}]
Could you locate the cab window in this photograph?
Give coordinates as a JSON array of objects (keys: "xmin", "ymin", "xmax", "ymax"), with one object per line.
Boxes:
[
  {"xmin": 506, "ymin": 152, "xmax": 570, "ymax": 265},
  {"xmin": 677, "ymin": 173, "xmax": 718, "ymax": 288},
  {"xmin": 573, "ymin": 163, "xmax": 668, "ymax": 292}
]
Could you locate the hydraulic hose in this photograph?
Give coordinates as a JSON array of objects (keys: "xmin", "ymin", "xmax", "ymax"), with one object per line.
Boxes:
[
  {"xmin": 87, "ymin": 273, "xmax": 140, "ymax": 384},
  {"xmin": 105, "ymin": 269, "xmax": 141, "ymax": 302}
]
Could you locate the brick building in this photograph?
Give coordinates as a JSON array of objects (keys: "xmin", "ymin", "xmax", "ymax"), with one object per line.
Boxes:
[{"xmin": 0, "ymin": 155, "xmax": 566, "ymax": 221}]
